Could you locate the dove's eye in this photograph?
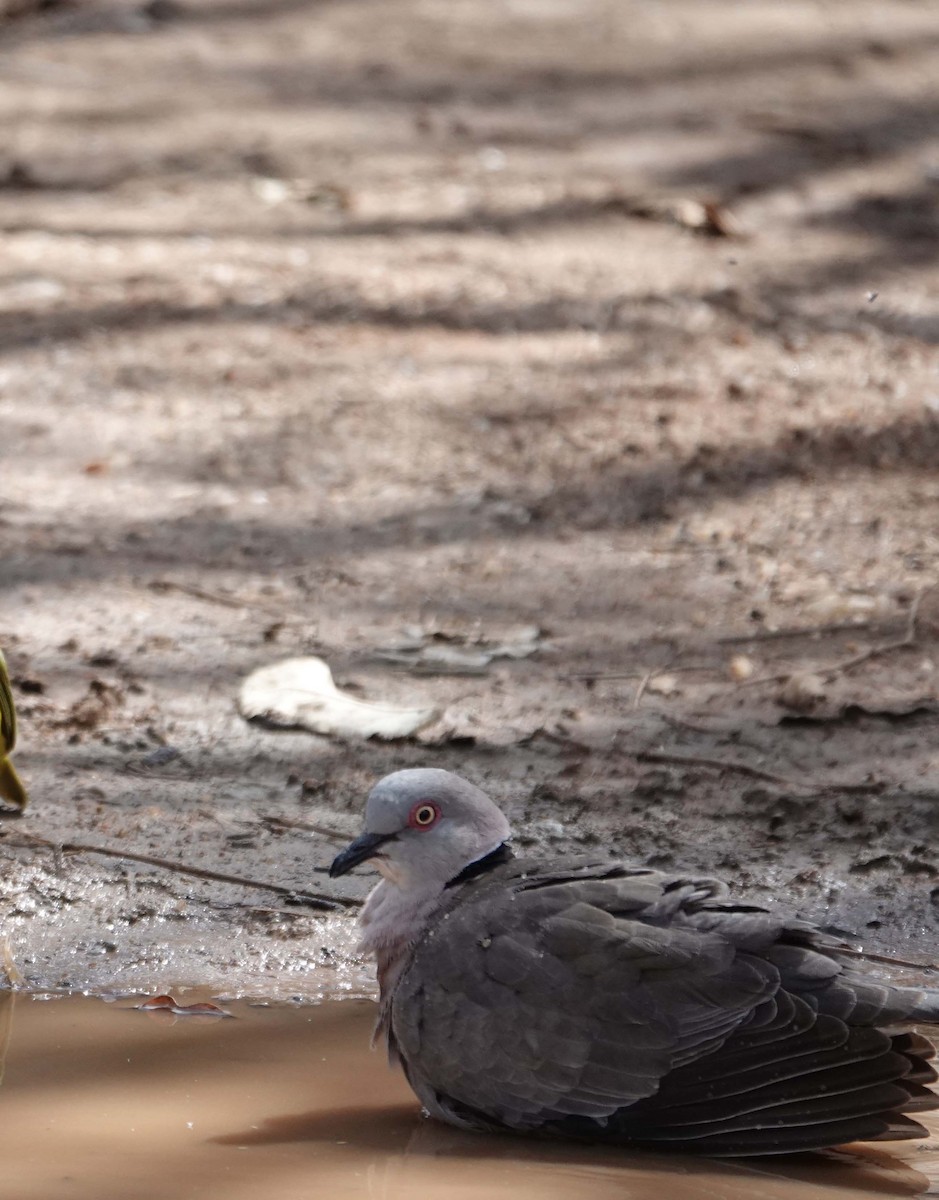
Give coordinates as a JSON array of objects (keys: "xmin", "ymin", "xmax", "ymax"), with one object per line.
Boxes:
[{"xmin": 409, "ymin": 802, "xmax": 440, "ymax": 829}]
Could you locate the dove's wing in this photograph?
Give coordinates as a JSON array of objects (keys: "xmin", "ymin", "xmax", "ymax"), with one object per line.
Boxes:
[{"xmin": 391, "ymin": 858, "xmax": 937, "ymax": 1154}]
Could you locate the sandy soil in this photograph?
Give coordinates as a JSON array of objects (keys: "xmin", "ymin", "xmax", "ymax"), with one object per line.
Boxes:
[{"xmin": 0, "ymin": 0, "xmax": 937, "ymax": 999}]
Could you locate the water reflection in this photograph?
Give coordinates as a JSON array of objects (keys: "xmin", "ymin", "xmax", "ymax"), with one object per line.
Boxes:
[
  {"xmin": 0, "ymin": 993, "xmax": 935, "ymax": 1200},
  {"xmin": 219, "ymin": 1100, "xmax": 939, "ymax": 1200},
  {"xmin": 0, "ymin": 990, "xmax": 13, "ymax": 1086}
]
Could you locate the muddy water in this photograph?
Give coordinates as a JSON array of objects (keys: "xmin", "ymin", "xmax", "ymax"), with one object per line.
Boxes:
[{"xmin": 1, "ymin": 993, "xmax": 938, "ymax": 1200}]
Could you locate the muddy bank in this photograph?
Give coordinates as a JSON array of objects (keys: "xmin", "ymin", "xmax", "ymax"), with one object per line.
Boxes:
[{"xmin": 1, "ymin": 0, "xmax": 938, "ymax": 995}]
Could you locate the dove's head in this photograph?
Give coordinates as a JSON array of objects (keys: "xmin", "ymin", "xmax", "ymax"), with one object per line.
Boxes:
[{"xmin": 329, "ymin": 768, "xmax": 511, "ymax": 890}]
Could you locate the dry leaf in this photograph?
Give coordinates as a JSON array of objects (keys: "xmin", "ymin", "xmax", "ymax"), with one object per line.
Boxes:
[
  {"xmin": 374, "ymin": 624, "xmax": 542, "ymax": 676},
  {"xmin": 802, "ymin": 592, "xmax": 893, "ymax": 623},
  {"xmin": 613, "ymin": 194, "xmax": 742, "ymax": 237},
  {"xmin": 239, "ymin": 657, "xmax": 440, "ymax": 739},
  {"xmin": 136, "ymin": 995, "xmax": 232, "ymax": 1017}
]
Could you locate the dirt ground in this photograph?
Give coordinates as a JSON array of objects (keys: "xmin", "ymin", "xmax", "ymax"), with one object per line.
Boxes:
[{"xmin": 0, "ymin": 0, "xmax": 938, "ymax": 1000}]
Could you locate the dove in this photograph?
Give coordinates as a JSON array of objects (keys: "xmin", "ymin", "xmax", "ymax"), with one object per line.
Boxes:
[
  {"xmin": 330, "ymin": 768, "xmax": 939, "ymax": 1156},
  {"xmin": 0, "ymin": 649, "xmax": 28, "ymax": 812}
]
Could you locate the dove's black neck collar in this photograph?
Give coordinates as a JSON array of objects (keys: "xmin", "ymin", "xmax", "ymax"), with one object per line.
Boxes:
[{"xmin": 446, "ymin": 842, "xmax": 515, "ymax": 888}]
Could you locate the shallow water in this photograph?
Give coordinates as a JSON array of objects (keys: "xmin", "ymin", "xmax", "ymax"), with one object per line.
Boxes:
[{"xmin": 0, "ymin": 992, "xmax": 937, "ymax": 1200}]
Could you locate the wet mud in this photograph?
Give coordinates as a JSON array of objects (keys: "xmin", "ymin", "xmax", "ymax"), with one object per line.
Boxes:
[{"xmin": 1, "ymin": 993, "xmax": 937, "ymax": 1200}]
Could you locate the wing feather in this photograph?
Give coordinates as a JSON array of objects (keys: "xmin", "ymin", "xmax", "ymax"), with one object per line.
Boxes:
[
  {"xmin": 393, "ymin": 862, "xmax": 776, "ymax": 1127},
  {"xmin": 390, "ymin": 856, "xmax": 939, "ymax": 1150}
]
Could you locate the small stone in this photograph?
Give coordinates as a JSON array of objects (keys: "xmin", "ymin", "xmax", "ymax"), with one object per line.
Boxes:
[
  {"xmin": 647, "ymin": 674, "xmax": 679, "ymax": 696},
  {"xmin": 141, "ymin": 746, "xmax": 181, "ymax": 768},
  {"xmin": 777, "ymin": 673, "xmax": 826, "ymax": 712},
  {"xmin": 728, "ymin": 654, "xmax": 756, "ymax": 681}
]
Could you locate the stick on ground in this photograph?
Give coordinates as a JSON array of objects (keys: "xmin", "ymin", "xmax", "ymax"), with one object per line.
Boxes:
[{"xmin": 1, "ymin": 832, "xmax": 360, "ymax": 911}]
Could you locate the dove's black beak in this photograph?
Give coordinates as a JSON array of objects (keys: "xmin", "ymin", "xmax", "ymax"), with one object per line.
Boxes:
[{"xmin": 329, "ymin": 831, "xmax": 397, "ymax": 878}]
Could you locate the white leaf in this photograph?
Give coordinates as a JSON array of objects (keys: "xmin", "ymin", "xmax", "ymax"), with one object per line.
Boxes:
[{"xmin": 239, "ymin": 657, "xmax": 440, "ymax": 740}]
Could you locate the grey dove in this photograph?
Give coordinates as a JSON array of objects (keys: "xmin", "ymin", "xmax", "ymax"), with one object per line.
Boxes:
[{"xmin": 329, "ymin": 768, "xmax": 939, "ymax": 1156}]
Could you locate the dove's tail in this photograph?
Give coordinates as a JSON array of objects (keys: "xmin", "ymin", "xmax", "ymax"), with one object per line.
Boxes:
[{"xmin": 583, "ymin": 1003, "xmax": 939, "ymax": 1156}]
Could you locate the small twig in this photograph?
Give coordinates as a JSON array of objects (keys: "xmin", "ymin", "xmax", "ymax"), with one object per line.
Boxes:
[
  {"xmin": 634, "ymin": 750, "xmax": 884, "ymax": 794},
  {"xmin": 818, "ymin": 779, "xmax": 889, "ymax": 795},
  {"xmin": 733, "ymin": 669, "xmax": 797, "ymax": 689},
  {"xmin": 147, "ymin": 578, "xmax": 293, "ymax": 620},
  {"xmin": 716, "ymin": 620, "xmax": 878, "ymax": 645},
  {"xmin": 636, "ymin": 750, "xmax": 802, "ymax": 788},
  {"xmin": 833, "ymin": 945, "xmax": 938, "ymax": 974},
  {"xmin": 570, "ymin": 663, "xmax": 707, "ymax": 684},
  {"xmin": 1, "ymin": 937, "xmax": 24, "ymax": 989},
  {"xmin": 565, "ymin": 669, "xmax": 645, "ymax": 682},
  {"xmin": 632, "ymin": 670, "xmax": 653, "ymax": 711},
  {"xmin": 1, "ymin": 832, "xmax": 360, "ymax": 911},
  {"xmin": 815, "ymin": 617, "xmax": 918, "ymax": 679},
  {"xmin": 189, "ymin": 897, "xmax": 324, "ymax": 920},
  {"xmin": 261, "ymin": 814, "xmax": 349, "ymax": 842},
  {"xmin": 734, "ymin": 594, "xmax": 924, "ymax": 692}
]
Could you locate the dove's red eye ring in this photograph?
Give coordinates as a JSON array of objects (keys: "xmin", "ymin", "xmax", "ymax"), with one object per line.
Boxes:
[{"xmin": 408, "ymin": 802, "xmax": 440, "ymax": 829}]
